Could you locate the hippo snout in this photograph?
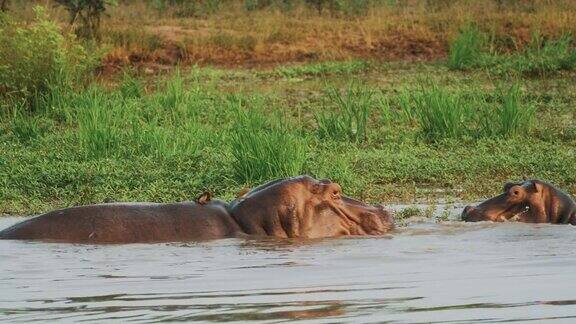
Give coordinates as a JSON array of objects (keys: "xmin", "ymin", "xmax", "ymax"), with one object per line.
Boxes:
[
  {"xmin": 377, "ymin": 204, "xmax": 395, "ymax": 224},
  {"xmin": 461, "ymin": 205, "xmax": 474, "ymax": 221}
]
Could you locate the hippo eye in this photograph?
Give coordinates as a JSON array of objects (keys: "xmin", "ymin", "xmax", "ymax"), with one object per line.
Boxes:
[
  {"xmin": 513, "ymin": 190, "xmax": 520, "ymax": 196},
  {"xmin": 332, "ymin": 191, "xmax": 341, "ymax": 200}
]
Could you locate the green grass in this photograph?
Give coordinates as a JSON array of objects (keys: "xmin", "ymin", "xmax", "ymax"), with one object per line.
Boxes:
[
  {"xmin": 448, "ymin": 25, "xmax": 576, "ymax": 75},
  {"xmin": 410, "ymin": 85, "xmax": 470, "ymax": 142},
  {"xmin": 230, "ymin": 102, "xmax": 307, "ymax": 184},
  {"xmin": 1, "ymin": 62, "xmax": 575, "ymax": 215},
  {"xmin": 481, "ymin": 84, "xmax": 535, "ymax": 138},
  {"xmin": 315, "ymin": 83, "xmax": 373, "ymax": 143},
  {"xmin": 398, "ymin": 83, "xmax": 535, "ymax": 142},
  {"xmin": 271, "ymin": 60, "xmax": 371, "ymax": 79},
  {"xmin": 448, "ymin": 24, "xmax": 486, "ymax": 70}
]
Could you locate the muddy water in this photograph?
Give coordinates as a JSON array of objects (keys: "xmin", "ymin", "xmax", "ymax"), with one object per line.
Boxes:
[{"xmin": 1, "ymin": 208, "xmax": 576, "ymax": 323}]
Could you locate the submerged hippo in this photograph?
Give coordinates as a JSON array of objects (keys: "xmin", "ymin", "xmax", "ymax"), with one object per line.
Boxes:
[
  {"xmin": 230, "ymin": 175, "xmax": 393, "ymax": 238},
  {"xmin": 0, "ymin": 176, "xmax": 393, "ymax": 243},
  {"xmin": 462, "ymin": 180, "xmax": 576, "ymax": 224}
]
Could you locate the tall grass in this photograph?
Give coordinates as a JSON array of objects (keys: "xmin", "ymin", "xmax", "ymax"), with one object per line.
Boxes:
[
  {"xmin": 315, "ymin": 84, "xmax": 372, "ymax": 143},
  {"xmin": 448, "ymin": 24, "xmax": 486, "ymax": 70},
  {"xmin": 402, "ymin": 83, "xmax": 534, "ymax": 142},
  {"xmin": 509, "ymin": 34, "xmax": 576, "ymax": 76},
  {"xmin": 448, "ymin": 25, "xmax": 576, "ymax": 75},
  {"xmin": 230, "ymin": 105, "xmax": 307, "ymax": 184},
  {"xmin": 9, "ymin": 104, "xmax": 44, "ymax": 142},
  {"xmin": 410, "ymin": 86, "xmax": 470, "ymax": 142},
  {"xmin": 74, "ymin": 89, "xmax": 124, "ymax": 158},
  {"xmin": 480, "ymin": 84, "xmax": 535, "ymax": 138}
]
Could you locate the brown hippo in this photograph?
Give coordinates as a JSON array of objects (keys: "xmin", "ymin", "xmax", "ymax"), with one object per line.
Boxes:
[
  {"xmin": 462, "ymin": 180, "xmax": 576, "ymax": 224},
  {"xmin": 0, "ymin": 176, "xmax": 394, "ymax": 243},
  {"xmin": 0, "ymin": 195, "xmax": 240, "ymax": 244},
  {"xmin": 229, "ymin": 175, "xmax": 394, "ymax": 238}
]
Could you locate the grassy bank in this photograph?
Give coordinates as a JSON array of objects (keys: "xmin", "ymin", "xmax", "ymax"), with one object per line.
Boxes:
[
  {"xmin": 6, "ymin": 1, "xmax": 576, "ymax": 70},
  {"xmin": 1, "ymin": 61, "xmax": 575, "ymax": 214}
]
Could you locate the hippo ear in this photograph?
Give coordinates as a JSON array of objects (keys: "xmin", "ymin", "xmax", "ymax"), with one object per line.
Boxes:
[
  {"xmin": 503, "ymin": 182, "xmax": 516, "ymax": 192},
  {"xmin": 196, "ymin": 191, "xmax": 212, "ymax": 205},
  {"xmin": 525, "ymin": 181, "xmax": 540, "ymax": 193}
]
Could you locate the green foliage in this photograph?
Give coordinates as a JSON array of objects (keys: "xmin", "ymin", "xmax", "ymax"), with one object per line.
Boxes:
[
  {"xmin": 402, "ymin": 83, "xmax": 534, "ymax": 142},
  {"xmin": 480, "ymin": 84, "xmax": 535, "ymax": 138},
  {"xmin": 230, "ymin": 103, "xmax": 307, "ymax": 185},
  {"xmin": 315, "ymin": 83, "xmax": 373, "ymax": 143},
  {"xmin": 448, "ymin": 24, "xmax": 576, "ymax": 75},
  {"xmin": 508, "ymin": 34, "xmax": 576, "ymax": 76},
  {"xmin": 0, "ymin": 62, "xmax": 572, "ymax": 214},
  {"xmin": 448, "ymin": 24, "xmax": 486, "ymax": 70},
  {"xmin": 410, "ymin": 85, "xmax": 470, "ymax": 141},
  {"xmin": 0, "ymin": 7, "xmax": 92, "ymax": 111},
  {"xmin": 273, "ymin": 60, "xmax": 370, "ymax": 78},
  {"xmin": 74, "ymin": 88, "xmax": 124, "ymax": 158},
  {"xmin": 9, "ymin": 104, "xmax": 45, "ymax": 142}
]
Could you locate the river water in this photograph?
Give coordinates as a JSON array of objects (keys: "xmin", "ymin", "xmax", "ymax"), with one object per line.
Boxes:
[{"xmin": 1, "ymin": 208, "xmax": 576, "ymax": 323}]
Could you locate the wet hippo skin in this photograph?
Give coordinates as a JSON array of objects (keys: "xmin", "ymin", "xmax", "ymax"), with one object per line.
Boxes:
[
  {"xmin": 462, "ymin": 180, "xmax": 576, "ymax": 224},
  {"xmin": 0, "ymin": 200, "xmax": 240, "ymax": 243},
  {"xmin": 229, "ymin": 175, "xmax": 394, "ymax": 238},
  {"xmin": 0, "ymin": 176, "xmax": 394, "ymax": 243}
]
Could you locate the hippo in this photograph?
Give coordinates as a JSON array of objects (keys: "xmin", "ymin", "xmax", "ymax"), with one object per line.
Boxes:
[
  {"xmin": 0, "ymin": 176, "xmax": 394, "ymax": 243},
  {"xmin": 462, "ymin": 179, "xmax": 576, "ymax": 224},
  {"xmin": 229, "ymin": 175, "xmax": 394, "ymax": 238},
  {"xmin": 0, "ymin": 196, "xmax": 240, "ymax": 244}
]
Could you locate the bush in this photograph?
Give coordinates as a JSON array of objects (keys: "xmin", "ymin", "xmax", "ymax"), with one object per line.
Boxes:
[
  {"xmin": 54, "ymin": 0, "xmax": 117, "ymax": 40},
  {"xmin": 0, "ymin": 7, "xmax": 92, "ymax": 111}
]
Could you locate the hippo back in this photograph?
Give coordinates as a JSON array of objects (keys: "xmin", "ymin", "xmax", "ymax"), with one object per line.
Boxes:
[{"xmin": 0, "ymin": 201, "xmax": 240, "ymax": 243}]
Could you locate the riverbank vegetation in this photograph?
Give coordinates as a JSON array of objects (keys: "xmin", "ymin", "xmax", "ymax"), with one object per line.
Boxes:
[{"xmin": 1, "ymin": 1, "xmax": 575, "ymax": 214}]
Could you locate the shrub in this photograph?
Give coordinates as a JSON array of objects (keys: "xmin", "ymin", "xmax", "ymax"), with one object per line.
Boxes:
[
  {"xmin": 0, "ymin": 7, "xmax": 92, "ymax": 111},
  {"xmin": 54, "ymin": 0, "xmax": 117, "ymax": 40}
]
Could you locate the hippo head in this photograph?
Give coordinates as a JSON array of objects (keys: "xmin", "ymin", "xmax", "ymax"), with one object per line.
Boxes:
[
  {"xmin": 462, "ymin": 181, "xmax": 538, "ymax": 222},
  {"xmin": 229, "ymin": 175, "xmax": 394, "ymax": 238}
]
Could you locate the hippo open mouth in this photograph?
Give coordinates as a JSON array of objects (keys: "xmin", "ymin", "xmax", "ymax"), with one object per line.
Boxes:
[{"xmin": 462, "ymin": 179, "xmax": 576, "ymax": 224}]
